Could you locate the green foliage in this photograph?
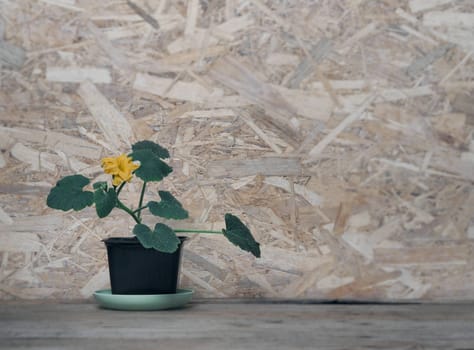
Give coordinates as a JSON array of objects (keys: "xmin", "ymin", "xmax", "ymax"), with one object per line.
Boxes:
[
  {"xmin": 93, "ymin": 182, "xmax": 117, "ymax": 218},
  {"xmin": 46, "ymin": 140, "xmax": 263, "ymax": 257},
  {"xmin": 132, "ymin": 140, "xmax": 170, "ymax": 159},
  {"xmin": 222, "ymin": 213, "xmax": 261, "ymax": 258},
  {"xmin": 133, "ymin": 223, "xmax": 180, "ymax": 253},
  {"xmin": 131, "ymin": 149, "xmax": 173, "ymax": 182},
  {"xmin": 148, "ymin": 191, "xmax": 189, "ymax": 220},
  {"xmin": 47, "ymin": 175, "xmax": 94, "ymax": 211},
  {"xmin": 93, "ymin": 182, "xmax": 107, "ymax": 190}
]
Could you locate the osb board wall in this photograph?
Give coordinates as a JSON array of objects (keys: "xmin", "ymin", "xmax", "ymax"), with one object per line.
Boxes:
[{"xmin": 0, "ymin": 0, "xmax": 474, "ymax": 301}]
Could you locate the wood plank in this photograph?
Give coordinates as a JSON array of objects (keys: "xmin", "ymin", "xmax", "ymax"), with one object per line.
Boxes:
[{"xmin": 1, "ymin": 303, "xmax": 474, "ymax": 349}]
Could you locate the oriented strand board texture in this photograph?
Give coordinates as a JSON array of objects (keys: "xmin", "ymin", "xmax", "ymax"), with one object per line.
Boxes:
[{"xmin": 0, "ymin": 0, "xmax": 474, "ymax": 301}]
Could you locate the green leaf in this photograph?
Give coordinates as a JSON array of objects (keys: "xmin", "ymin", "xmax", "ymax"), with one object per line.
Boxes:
[
  {"xmin": 47, "ymin": 175, "xmax": 94, "ymax": 211},
  {"xmin": 132, "ymin": 140, "xmax": 170, "ymax": 159},
  {"xmin": 93, "ymin": 181, "xmax": 107, "ymax": 190},
  {"xmin": 131, "ymin": 149, "xmax": 173, "ymax": 182},
  {"xmin": 93, "ymin": 182, "xmax": 117, "ymax": 218},
  {"xmin": 148, "ymin": 191, "xmax": 189, "ymax": 220},
  {"xmin": 133, "ymin": 223, "xmax": 180, "ymax": 253},
  {"xmin": 222, "ymin": 214, "xmax": 261, "ymax": 258}
]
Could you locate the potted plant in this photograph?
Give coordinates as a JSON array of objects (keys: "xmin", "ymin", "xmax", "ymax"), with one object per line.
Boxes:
[{"xmin": 46, "ymin": 140, "xmax": 260, "ymax": 308}]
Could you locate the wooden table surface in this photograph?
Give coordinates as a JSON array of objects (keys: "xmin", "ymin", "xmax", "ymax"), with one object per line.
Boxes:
[{"xmin": 1, "ymin": 301, "xmax": 474, "ymax": 349}]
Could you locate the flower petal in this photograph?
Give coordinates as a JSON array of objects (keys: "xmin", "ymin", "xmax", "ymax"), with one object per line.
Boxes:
[{"xmin": 102, "ymin": 153, "xmax": 140, "ymax": 185}]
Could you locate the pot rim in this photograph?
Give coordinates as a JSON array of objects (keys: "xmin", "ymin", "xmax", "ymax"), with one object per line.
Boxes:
[{"xmin": 102, "ymin": 236, "xmax": 188, "ymax": 245}]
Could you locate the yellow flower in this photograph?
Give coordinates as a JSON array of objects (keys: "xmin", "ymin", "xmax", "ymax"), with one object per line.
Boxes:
[{"xmin": 101, "ymin": 154, "xmax": 140, "ymax": 186}]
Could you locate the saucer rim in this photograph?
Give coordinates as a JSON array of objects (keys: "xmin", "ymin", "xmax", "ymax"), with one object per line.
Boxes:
[{"xmin": 93, "ymin": 288, "xmax": 194, "ymax": 311}]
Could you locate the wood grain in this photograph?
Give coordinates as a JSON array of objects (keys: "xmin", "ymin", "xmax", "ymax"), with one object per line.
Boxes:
[{"xmin": 0, "ymin": 302, "xmax": 474, "ymax": 349}]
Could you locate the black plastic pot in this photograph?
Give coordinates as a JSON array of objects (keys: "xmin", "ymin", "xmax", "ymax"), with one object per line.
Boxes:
[{"xmin": 103, "ymin": 236, "xmax": 187, "ymax": 295}]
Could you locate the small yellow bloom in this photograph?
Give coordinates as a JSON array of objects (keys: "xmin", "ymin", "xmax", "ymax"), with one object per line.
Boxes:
[{"xmin": 101, "ymin": 154, "xmax": 140, "ymax": 186}]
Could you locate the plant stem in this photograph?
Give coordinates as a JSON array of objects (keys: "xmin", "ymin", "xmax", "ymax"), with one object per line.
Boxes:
[
  {"xmin": 137, "ymin": 181, "xmax": 147, "ymax": 220},
  {"xmin": 116, "ymin": 199, "xmax": 141, "ymax": 224},
  {"xmin": 132, "ymin": 205, "xmax": 148, "ymax": 214},
  {"xmin": 173, "ymin": 229, "xmax": 223, "ymax": 234},
  {"xmin": 116, "ymin": 181, "xmax": 127, "ymax": 196}
]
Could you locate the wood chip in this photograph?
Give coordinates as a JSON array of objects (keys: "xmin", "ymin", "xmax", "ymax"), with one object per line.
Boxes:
[
  {"xmin": 0, "ymin": 232, "xmax": 42, "ymax": 252},
  {"xmin": 333, "ymin": 202, "xmax": 353, "ymax": 235},
  {"xmin": 184, "ymin": 0, "xmax": 200, "ymax": 37},
  {"xmin": 406, "ymin": 43, "xmax": 454, "ymax": 77},
  {"xmin": 208, "ymin": 56, "xmax": 300, "ymax": 142},
  {"xmin": 79, "ymin": 268, "xmax": 109, "ymax": 297},
  {"xmin": 264, "ymin": 177, "xmax": 323, "ymax": 206},
  {"xmin": 375, "ymin": 243, "xmax": 471, "ymax": 265},
  {"xmin": 409, "ymin": 0, "xmax": 453, "ymax": 13},
  {"xmin": 85, "ymin": 21, "xmax": 132, "ymax": 72},
  {"xmin": 0, "ymin": 207, "xmax": 13, "ymax": 225},
  {"xmin": 287, "ymin": 38, "xmax": 332, "ymax": 88},
  {"xmin": 78, "ymin": 80, "xmax": 135, "ymax": 150},
  {"xmin": 208, "ymin": 157, "xmax": 301, "ymax": 178},
  {"xmin": 423, "ymin": 11, "xmax": 474, "ymax": 27},
  {"xmin": 133, "ymin": 73, "xmax": 223, "ymax": 103},
  {"xmin": 0, "ymin": 41, "xmax": 25, "ymax": 70},
  {"xmin": 10, "ymin": 143, "xmax": 57, "ymax": 172},
  {"xmin": 46, "ymin": 67, "xmax": 112, "ymax": 84},
  {"xmin": 307, "ymin": 94, "xmax": 376, "ymax": 160},
  {"xmin": 126, "ymin": 0, "xmax": 160, "ymax": 29}
]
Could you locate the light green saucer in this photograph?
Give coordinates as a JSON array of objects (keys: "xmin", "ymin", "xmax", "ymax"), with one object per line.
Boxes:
[{"xmin": 94, "ymin": 288, "xmax": 194, "ymax": 311}]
